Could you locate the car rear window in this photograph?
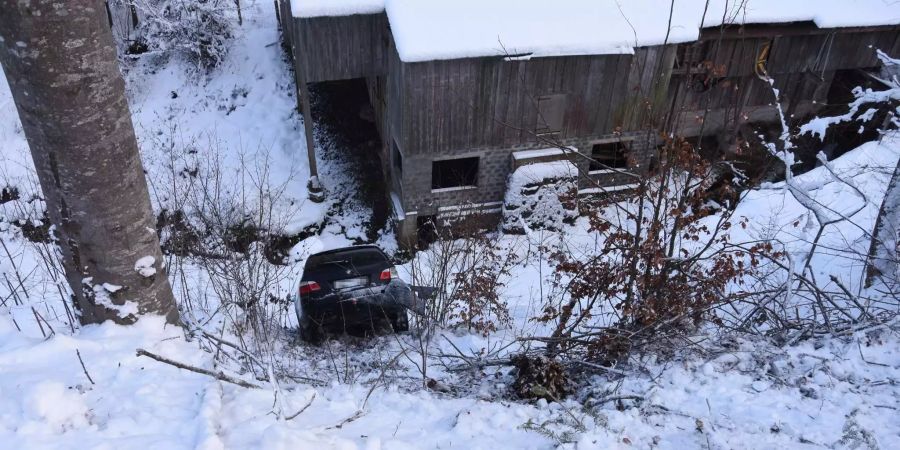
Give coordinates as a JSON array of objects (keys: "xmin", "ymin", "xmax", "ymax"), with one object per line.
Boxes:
[{"xmin": 305, "ymin": 248, "xmax": 388, "ymax": 271}]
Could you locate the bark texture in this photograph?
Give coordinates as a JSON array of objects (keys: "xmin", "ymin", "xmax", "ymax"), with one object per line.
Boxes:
[
  {"xmin": 867, "ymin": 158, "xmax": 900, "ymax": 287},
  {"xmin": 0, "ymin": 0, "xmax": 178, "ymax": 324}
]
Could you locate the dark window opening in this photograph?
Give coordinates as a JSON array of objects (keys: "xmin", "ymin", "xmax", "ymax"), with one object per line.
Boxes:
[
  {"xmin": 590, "ymin": 141, "xmax": 629, "ymax": 171},
  {"xmin": 432, "ymin": 157, "xmax": 479, "ymax": 190},
  {"xmin": 827, "ymin": 68, "xmax": 879, "ymax": 105},
  {"xmin": 536, "ymin": 94, "xmax": 567, "ymax": 134},
  {"xmin": 673, "ymin": 41, "xmax": 712, "ymax": 74}
]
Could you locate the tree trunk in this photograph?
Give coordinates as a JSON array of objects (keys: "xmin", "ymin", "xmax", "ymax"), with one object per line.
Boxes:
[
  {"xmin": 866, "ymin": 158, "xmax": 900, "ymax": 287},
  {"xmin": 0, "ymin": 0, "xmax": 178, "ymax": 325}
]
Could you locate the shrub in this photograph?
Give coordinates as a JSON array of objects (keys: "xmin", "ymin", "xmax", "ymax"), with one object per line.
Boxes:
[
  {"xmin": 538, "ymin": 136, "xmax": 776, "ymax": 362},
  {"xmin": 129, "ymin": 0, "xmax": 233, "ymax": 70}
]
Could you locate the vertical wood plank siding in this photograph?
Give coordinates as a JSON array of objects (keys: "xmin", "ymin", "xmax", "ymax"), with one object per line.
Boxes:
[
  {"xmin": 280, "ymin": 8, "xmax": 900, "ymax": 216},
  {"xmin": 291, "ymin": 13, "xmax": 388, "ymax": 82},
  {"xmin": 393, "ymin": 47, "xmax": 677, "ymax": 156},
  {"xmin": 668, "ymin": 27, "xmax": 900, "ymax": 136},
  {"xmin": 284, "ymin": 11, "xmax": 900, "ymax": 152}
]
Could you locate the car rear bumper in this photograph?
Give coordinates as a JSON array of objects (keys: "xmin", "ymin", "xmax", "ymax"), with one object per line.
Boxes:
[{"xmin": 300, "ymin": 286, "xmax": 405, "ymax": 329}]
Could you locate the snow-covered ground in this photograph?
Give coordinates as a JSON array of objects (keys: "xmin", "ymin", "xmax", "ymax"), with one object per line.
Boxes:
[{"xmin": 2, "ymin": 1, "xmax": 899, "ymax": 449}]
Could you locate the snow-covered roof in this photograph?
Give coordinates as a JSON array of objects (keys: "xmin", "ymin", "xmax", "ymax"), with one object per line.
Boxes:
[
  {"xmin": 290, "ymin": 0, "xmax": 384, "ymax": 19},
  {"xmin": 386, "ymin": 0, "xmax": 699, "ymax": 62},
  {"xmin": 292, "ymin": 0, "xmax": 900, "ymax": 62},
  {"xmin": 701, "ymin": 0, "xmax": 900, "ymax": 30}
]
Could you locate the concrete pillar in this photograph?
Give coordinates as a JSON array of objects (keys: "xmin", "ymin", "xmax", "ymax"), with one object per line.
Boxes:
[{"xmin": 397, "ymin": 212, "xmax": 419, "ymax": 250}]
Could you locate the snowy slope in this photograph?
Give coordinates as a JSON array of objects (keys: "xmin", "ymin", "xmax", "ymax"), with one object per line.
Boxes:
[
  {"xmin": 123, "ymin": 7, "xmax": 328, "ymax": 235},
  {"xmin": 2, "ymin": 0, "xmax": 900, "ymax": 448},
  {"xmin": 727, "ymin": 133, "xmax": 900, "ymax": 295}
]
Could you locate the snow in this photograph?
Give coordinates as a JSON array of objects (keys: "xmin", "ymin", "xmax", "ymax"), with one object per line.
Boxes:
[
  {"xmin": 287, "ymin": 0, "xmax": 900, "ymax": 63},
  {"xmin": 502, "ymin": 161, "xmax": 578, "ymax": 232},
  {"xmin": 701, "ymin": 0, "xmax": 900, "ymax": 29},
  {"xmin": 384, "ymin": 0, "xmax": 900, "ymax": 62},
  {"xmin": 2, "ymin": 0, "xmax": 900, "ymax": 448},
  {"xmin": 123, "ymin": 8, "xmax": 330, "ymax": 240},
  {"xmin": 511, "ymin": 147, "xmax": 569, "ymax": 161},
  {"xmin": 389, "ymin": 191, "xmax": 404, "ymax": 217},
  {"xmin": 134, "ymin": 256, "xmax": 157, "ymax": 278},
  {"xmin": 101, "ymin": 283, "xmax": 123, "ymax": 293},
  {"xmin": 386, "ymin": 0, "xmax": 701, "ymax": 62},
  {"xmin": 508, "ymin": 160, "xmax": 578, "ymax": 190},
  {"xmin": 24, "ymin": 381, "xmax": 91, "ymax": 432},
  {"xmin": 724, "ymin": 131, "xmax": 900, "ymax": 303},
  {"xmin": 578, "ymin": 183, "xmax": 640, "ymax": 195},
  {"xmin": 290, "ymin": 0, "xmax": 384, "ymax": 18}
]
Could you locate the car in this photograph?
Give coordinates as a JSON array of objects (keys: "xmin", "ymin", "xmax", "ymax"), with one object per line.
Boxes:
[{"xmin": 295, "ymin": 245, "xmax": 414, "ymax": 343}]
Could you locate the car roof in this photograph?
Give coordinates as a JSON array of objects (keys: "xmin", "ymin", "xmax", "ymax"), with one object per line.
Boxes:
[{"xmin": 308, "ymin": 245, "xmax": 385, "ymax": 258}]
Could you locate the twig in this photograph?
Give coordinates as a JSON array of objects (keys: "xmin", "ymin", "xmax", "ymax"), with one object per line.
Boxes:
[
  {"xmin": 857, "ymin": 341, "xmax": 890, "ymax": 367},
  {"xmin": 197, "ymin": 329, "xmax": 326, "ymax": 386},
  {"xmin": 284, "ymin": 391, "xmax": 316, "ymax": 421},
  {"xmin": 76, "ymin": 349, "xmax": 95, "ymax": 385},
  {"xmin": 326, "ymin": 409, "xmax": 366, "ymax": 430},
  {"xmin": 574, "ymin": 359, "xmax": 630, "ymax": 377},
  {"xmin": 363, "ymin": 348, "xmax": 407, "ymax": 410},
  {"xmin": 136, "ymin": 348, "xmax": 260, "ymax": 389},
  {"xmin": 31, "ymin": 306, "xmax": 50, "ymax": 338},
  {"xmin": 590, "ymin": 394, "xmax": 644, "ymax": 406},
  {"xmin": 830, "ymin": 275, "xmax": 873, "ymax": 320}
]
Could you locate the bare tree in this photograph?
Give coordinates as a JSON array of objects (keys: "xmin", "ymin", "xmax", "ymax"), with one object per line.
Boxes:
[{"xmin": 0, "ymin": 0, "xmax": 178, "ymax": 324}]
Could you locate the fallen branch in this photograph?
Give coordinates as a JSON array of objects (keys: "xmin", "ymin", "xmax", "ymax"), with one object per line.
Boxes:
[
  {"xmin": 590, "ymin": 394, "xmax": 644, "ymax": 406},
  {"xmin": 197, "ymin": 329, "xmax": 326, "ymax": 386},
  {"xmin": 326, "ymin": 409, "xmax": 366, "ymax": 430},
  {"xmin": 136, "ymin": 348, "xmax": 260, "ymax": 389},
  {"xmin": 285, "ymin": 391, "xmax": 317, "ymax": 421}
]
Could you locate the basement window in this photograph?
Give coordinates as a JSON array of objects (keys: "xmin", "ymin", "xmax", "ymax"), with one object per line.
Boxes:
[
  {"xmin": 432, "ymin": 157, "xmax": 479, "ymax": 190},
  {"xmin": 589, "ymin": 141, "xmax": 629, "ymax": 172}
]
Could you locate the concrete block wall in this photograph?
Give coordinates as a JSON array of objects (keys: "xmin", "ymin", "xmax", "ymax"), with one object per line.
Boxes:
[
  {"xmin": 400, "ymin": 148, "xmax": 511, "ymax": 217},
  {"xmin": 579, "ymin": 131, "xmax": 658, "ymax": 190},
  {"xmin": 397, "ymin": 131, "xmax": 658, "ymax": 215},
  {"xmin": 390, "ymin": 132, "xmax": 659, "ymax": 244}
]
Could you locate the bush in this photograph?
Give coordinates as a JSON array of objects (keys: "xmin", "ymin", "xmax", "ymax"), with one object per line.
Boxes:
[
  {"xmin": 501, "ymin": 161, "xmax": 579, "ymax": 234},
  {"xmin": 538, "ymin": 137, "xmax": 776, "ymax": 362},
  {"xmin": 407, "ymin": 217, "xmax": 517, "ymax": 335},
  {"xmin": 129, "ymin": 0, "xmax": 233, "ymax": 70}
]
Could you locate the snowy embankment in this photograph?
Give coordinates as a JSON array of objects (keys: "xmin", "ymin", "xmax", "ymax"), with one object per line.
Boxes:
[
  {"xmin": 2, "ymin": 1, "xmax": 900, "ymax": 449},
  {"xmin": 1, "ymin": 296, "xmax": 898, "ymax": 448},
  {"xmin": 732, "ymin": 133, "xmax": 900, "ymax": 295}
]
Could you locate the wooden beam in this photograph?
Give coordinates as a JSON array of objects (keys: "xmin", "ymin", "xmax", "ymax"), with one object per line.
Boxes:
[
  {"xmin": 699, "ymin": 22, "xmax": 900, "ymax": 41},
  {"xmin": 291, "ymin": 32, "xmax": 325, "ymax": 202}
]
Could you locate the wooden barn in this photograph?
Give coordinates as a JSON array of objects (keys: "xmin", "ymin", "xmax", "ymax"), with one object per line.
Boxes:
[
  {"xmin": 668, "ymin": 22, "xmax": 900, "ymax": 139},
  {"xmin": 278, "ymin": 0, "xmax": 900, "ymax": 243}
]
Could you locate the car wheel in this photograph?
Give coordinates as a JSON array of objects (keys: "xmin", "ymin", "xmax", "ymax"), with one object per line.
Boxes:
[
  {"xmin": 391, "ymin": 310, "xmax": 409, "ymax": 333},
  {"xmin": 299, "ymin": 318, "xmax": 325, "ymax": 344}
]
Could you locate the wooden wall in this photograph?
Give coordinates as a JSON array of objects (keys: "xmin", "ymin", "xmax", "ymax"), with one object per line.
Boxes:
[
  {"xmin": 279, "ymin": 7, "xmax": 900, "ymax": 217},
  {"xmin": 667, "ymin": 26, "xmax": 900, "ymax": 137},
  {"xmin": 290, "ymin": 13, "xmax": 388, "ymax": 83},
  {"xmin": 767, "ymin": 28, "xmax": 900, "ymax": 75},
  {"xmin": 390, "ymin": 47, "xmax": 676, "ymax": 156}
]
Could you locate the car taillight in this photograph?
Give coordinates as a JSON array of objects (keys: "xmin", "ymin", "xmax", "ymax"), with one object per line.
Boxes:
[
  {"xmin": 379, "ymin": 267, "xmax": 398, "ymax": 281},
  {"xmin": 298, "ymin": 281, "xmax": 321, "ymax": 296}
]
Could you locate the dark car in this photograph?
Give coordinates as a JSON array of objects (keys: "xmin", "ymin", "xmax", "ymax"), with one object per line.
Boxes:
[{"xmin": 295, "ymin": 245, "xmax": 413, "ymax": 342}]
